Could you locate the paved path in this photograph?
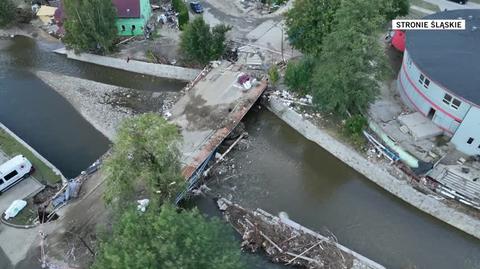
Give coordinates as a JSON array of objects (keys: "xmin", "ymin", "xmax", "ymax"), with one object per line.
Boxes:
[
  {"xmin": 424, "ymin": 0, "xmax": 480, "ymax": 10},
  {"xmin": 0, "ymin": 151, "xmax": 44, "ymax": 268}
]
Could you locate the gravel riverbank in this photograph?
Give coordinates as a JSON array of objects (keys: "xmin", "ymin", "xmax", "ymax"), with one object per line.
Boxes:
[
  {"xmin": 266, "ymin": 96, "xmax": 480, "ymax": 240},
  {"xmin": 36, "ymin": 71, "xmax": 181, "ymax": 140}
]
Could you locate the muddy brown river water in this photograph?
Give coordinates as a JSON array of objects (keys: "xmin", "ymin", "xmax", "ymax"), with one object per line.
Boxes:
[{"xmin": 0, "ymin": 36, "xmax": 479, "ymax": 269}]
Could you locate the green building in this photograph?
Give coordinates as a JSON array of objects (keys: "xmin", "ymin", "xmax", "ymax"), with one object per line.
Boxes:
[{"xmin": 113, "ymin": 0, "xmax": 152, "ymax": 36}]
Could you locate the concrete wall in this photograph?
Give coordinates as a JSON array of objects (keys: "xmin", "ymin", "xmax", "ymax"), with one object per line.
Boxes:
[
  {"xmin": 56, "ymin": 48, "xmax": 201, "ymax": 81},
  {"xmin": 0, "ymin": 122, "xmax": 66, "ymax": 182},
  {"xmin": 266, "ymin": 96, "xmax": 480, "ymax": 240},
  {"xmin": 451, "ymin": 107, "xmax": 480, "ymax": 155},
  {"xmin": 398, "ymin": 50, "xmax": 470, "ymax": 134}
]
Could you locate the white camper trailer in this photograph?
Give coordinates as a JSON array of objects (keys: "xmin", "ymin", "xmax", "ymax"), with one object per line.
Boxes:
[{"xmin": 0, "ymin": 155, "xmax": 33, "ymax": 193}]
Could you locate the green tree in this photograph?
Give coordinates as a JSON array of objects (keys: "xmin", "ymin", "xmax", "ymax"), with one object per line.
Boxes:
[
  {"xmin": 103, "ymin": 113, "xmax": 184, "ymax": 205},
  {"xmin": 285, "ymin": 0, "xmax": 340, "ymax": 56},
  {"xmin": 0, "ymin": 0, "xmax": 15, "ymax": 27},
  {"xmin": 180, "ymin": 17, "xmax": 231, "ymax": 66},
  {"xmin": 92, "ymin": 204, "xmax": 245, "ymax": 269},
  {"xmin": 63, "ymin": 0, "xmax": 117, "ymax": 53},
  {"xmin": 268, "ymin": 65, "xmax": 280, "ymax": 87},
  {"xmin": 379, "ymin": 0, "xmax": 410, "ymax": 21},
  {"xmin": 172, "ymin": 0, "xmax": 189, "ymax": 30},
  {"xmin": 284, "ymin": 56, "xmax": 316, "ymax": 95},
  {"xmin": 311, "ymin": 0, "xmax": 388, "ymax": 116}
]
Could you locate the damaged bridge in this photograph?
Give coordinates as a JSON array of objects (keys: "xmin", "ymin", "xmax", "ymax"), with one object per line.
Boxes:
[{"xmin": 169, "ymin": 61, "xmax": 267, "ymax": 201}]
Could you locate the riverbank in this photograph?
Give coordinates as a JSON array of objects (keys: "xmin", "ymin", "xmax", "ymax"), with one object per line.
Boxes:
[
  {"xmin": 265, "ymin": 96, "xmax": 480, "ymax": 240},
  {"xmin": 36, "ymin": 71, "xmax": 181, "ymax": 140},
  {"xmin": 0, "ymin": 123, "xmax": 63, "ymax": 185}
]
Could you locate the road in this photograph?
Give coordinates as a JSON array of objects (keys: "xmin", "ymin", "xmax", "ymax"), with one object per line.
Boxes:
[{"xmin": 424, "ymin": 0, "xmax": 480, "ymax": 10}]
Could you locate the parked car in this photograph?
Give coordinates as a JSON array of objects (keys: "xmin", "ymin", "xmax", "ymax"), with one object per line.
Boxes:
[
  {"xmin": 448, "ymin": 0, "xmax": 467, "ymax": 4},
  {"xmin": 190, "ymin": 1, "xmax": 204, "ymax": 13},
  {"xmin": 0, "ymin": 155, "xmax": 33, "ymax": 194}
]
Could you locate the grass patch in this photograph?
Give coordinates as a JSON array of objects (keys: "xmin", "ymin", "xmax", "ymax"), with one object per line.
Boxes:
[
  {"xmin": 0, "ymin": 129, "xmax": 62, "ymax": 185},
  {"xmin": 410, "ymin": 0, "xmax": 441, "ymax": 12}
]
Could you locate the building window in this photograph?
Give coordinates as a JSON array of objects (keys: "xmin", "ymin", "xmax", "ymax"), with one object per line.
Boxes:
[
  {"xmin": 452, "ymin": 99, "xmax": 461, "ymax": 109},
  {"xmin": 443, "ymin": 94, "xmax": 452, "ymax": 105},
  {"xmin": 121, "ymin": 25, "xmax": 126, "ymax": 32},
  {"xmin": 442, "ymin": 94, "xmax": 461, "ymax": 110},
  {"xmin": 132, "ymin": 25, "xmax": 136, "ymax": 31},
  {"xmin": 467, "ymin": 137, "xmax": 474, "ymax": 144},
  {"xmin": 418, "ymin": 74, "xmax": 430, "ymax": 89}
]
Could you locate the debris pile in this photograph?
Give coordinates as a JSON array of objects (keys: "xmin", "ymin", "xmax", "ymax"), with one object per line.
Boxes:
[{"xmin": 217, "ymin": 198, "xmax": 384, "ymax": 269}]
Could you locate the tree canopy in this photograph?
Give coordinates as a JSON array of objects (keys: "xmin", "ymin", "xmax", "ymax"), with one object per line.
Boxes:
[
  {"xmin": 180, "ymin": 17, "xmax": 231, "ymax": 66},
  {"xmin": 103, "ymin": 113, "xmax": 184, "ymax": 205},
  {"xmin": 0, "ymin": 0, "xmax": 15, "ymax": 27},
  {"xmin": 63, "ymin": 0, "xmax": 117, "ymax": 53},
  {"xmin": 379, "ymin": 0, "xmax": 410, "ymax": 21},
  {"xmin": 284, "ymin": 55, "xmax": 316, "ymax": 95},
  {"xmin": 92, "ymin": 204, "xmax": 245, "ymax": 269},
  {"xmin": 285, "ymin": 0, "xmax": 340, "ymax": 56},
  {"xmin": 172, "ymin": 0, "xmax": 189, "ymax": 30},
  {"xmin": 311, "ymin": 0, "xmax": 389, "ymax": 116}
]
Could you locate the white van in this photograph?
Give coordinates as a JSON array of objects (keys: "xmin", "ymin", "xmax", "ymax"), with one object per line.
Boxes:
[{"xmin": 0, "ymin": 155, "xmax": 33, "ymax": 193}]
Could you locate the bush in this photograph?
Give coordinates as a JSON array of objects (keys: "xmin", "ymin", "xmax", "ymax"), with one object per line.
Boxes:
[
  {"xmin": 284, "ymin": 56, "xmax": 316, "ymax": 94},
  {"xmin": 173, "ymin": 0, "xmax": 189, "ymax": 30},
  {"xmin": 343, "ymin": 115, "xmax": 368, "ymax": 148},
  {"xmin": 0, "ymin": 0, "xmax": 15, "ymax": 27},
  {"xmin": 268, "ymin": 65, "xmax": 280, "ymax": 86}
]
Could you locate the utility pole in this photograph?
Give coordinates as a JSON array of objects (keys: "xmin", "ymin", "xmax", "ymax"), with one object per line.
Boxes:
[{"xmin": 281, "ymin": 26, "xmax": 285, "ymax": 63}]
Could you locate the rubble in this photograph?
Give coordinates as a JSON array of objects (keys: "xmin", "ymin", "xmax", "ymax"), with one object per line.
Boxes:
[{"xmin": 217, "ymin": 198, "xmax": 385, "ymax": 269}]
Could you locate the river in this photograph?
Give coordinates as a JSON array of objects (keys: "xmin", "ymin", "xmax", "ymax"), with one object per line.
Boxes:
[{"xmin": 0, "ymin": 36, "xmax": 479, "ymax": 269}]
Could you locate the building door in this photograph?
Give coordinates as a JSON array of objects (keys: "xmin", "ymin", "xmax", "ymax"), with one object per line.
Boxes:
[{"xmin": 427, "ymin": 108, "xmax": 436, "ymax": 120}]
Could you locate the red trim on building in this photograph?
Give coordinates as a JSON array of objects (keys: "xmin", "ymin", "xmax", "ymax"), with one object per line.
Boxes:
[
  {"xmin": 401, "ymin": 63, "xmax": 463, "ymax": 123},
  {"xmin": 406, "ymin": 49, "xmax": 480, "ymax": 109},
  {"xmin": 398, "ymin": 73, "xmax": 454, "ymax": 135}
]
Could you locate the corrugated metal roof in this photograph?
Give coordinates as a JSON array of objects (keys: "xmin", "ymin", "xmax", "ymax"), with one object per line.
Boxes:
[{"xmin": 112, "ymin": 0, "xmax": 140, "ymax": 18}]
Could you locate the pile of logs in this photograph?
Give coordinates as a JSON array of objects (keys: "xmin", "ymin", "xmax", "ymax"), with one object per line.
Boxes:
[{"xmin": 217, "ymin": 198, "xmax": 354, "ymax": 269}]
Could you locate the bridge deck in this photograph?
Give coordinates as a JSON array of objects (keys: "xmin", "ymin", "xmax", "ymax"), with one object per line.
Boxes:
[{"xmin": 169, "ymin": 62, "xmax": 267, "ymax": 179}]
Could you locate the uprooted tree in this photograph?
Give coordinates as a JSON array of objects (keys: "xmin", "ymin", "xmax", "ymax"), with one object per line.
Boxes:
[
  {"xmin": 180, "ymin": 17, "xmax": 231, "ymax": 66},
  {"xmin": 63, "ymin": 0, "xmax": 117, "ymax": 53},
  {"xmin": 0, "ymin": 0, "xmax": 15, "ymax": 27},
  {"xmin": 103, "ymin": 113, "xmax": 185, "ymax": 206},
  {"xmin": 92, "ymin": 204, "xmax": 245, "ymax": 269}
]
